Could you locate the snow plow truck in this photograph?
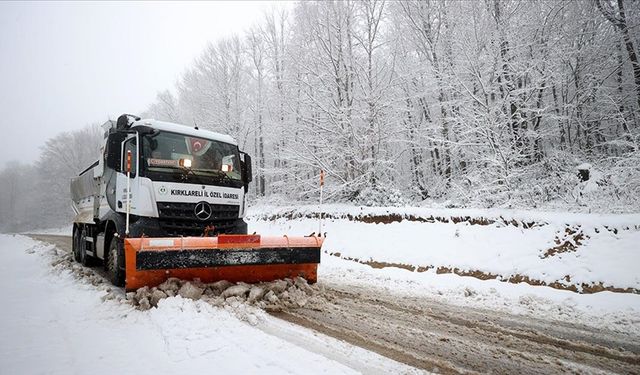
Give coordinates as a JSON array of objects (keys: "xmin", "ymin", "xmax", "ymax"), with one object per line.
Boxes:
[{"xmin": 70, "ymin": 114, "xmax": 323, "ymax": 291}]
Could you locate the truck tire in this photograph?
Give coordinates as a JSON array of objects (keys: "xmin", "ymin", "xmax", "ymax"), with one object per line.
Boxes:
[
  {"xmin": 106, "ymin": 236, "xmax": 125, "ymax": 287},
  {"xmin": 79, "ymin": 227, "xmax": 93, "ymax": 267},
  {"xmin": 72, "ymin": 227, "xmax": 81, "ymax": 263}
]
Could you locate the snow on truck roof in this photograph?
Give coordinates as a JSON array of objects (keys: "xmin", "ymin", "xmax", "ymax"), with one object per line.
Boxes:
[{"xmin": 132, "ymin": 119, "xmax": 238, "ymax": 146}]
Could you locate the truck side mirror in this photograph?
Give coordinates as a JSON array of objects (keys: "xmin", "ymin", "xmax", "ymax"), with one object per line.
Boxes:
[
  {"xmin": 244, "ymin": 154, "xmax": 253, "ymax": 183},
  {"xmin": 240, "ymin": 152, "xmax": 253, "ymax": 192},
  {"xmin": 105, "ymin": 132, "xmax": 127, "ymax": 171}
]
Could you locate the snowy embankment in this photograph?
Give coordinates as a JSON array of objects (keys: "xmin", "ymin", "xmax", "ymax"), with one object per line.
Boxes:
[
  {"xmin": 0, "ymin": 234, "xmax": 416, "ymax": 374},
  {"xmin": 249, "ymin": 204, "xmax": 640, "ymax": 292},
  {"xmin": 248, "ymin": 204, "xmax": 640, "ymax": 335}
]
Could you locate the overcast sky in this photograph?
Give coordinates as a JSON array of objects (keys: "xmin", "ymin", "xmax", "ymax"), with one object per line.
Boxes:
[{"xmin": 0, "ymin": 1, "xmax": 289, "ymax": 168}]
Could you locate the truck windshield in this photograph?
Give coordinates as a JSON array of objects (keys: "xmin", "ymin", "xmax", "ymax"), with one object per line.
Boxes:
[{"xmin": 141, "ymin": 131, "xmax": 242, "ymax": 186}]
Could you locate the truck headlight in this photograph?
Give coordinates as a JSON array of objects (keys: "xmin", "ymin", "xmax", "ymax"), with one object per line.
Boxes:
[{"xmin": 180, "ymin": 158, "xmax": 192, "ymax": 168}]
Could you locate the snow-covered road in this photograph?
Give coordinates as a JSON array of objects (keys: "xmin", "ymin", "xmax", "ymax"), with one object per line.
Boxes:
[
  {"xmin": 0, "ymin": 234, "xmax": 418, "ymax": 374},
  {"xmin": 16, "ymin": 232, "xmax": 640, "ymax": 374}
]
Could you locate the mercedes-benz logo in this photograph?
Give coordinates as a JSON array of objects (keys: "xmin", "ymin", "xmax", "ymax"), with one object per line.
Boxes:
[{"xmin": 194, "ymin": 201, "xmax": 212, "ymax": 221}]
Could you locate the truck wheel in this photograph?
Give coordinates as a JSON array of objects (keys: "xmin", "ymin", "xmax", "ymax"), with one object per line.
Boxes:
[
  {"xmin": 106, "ymin": 236, "xmax": 125, "ymax": 287},
  {"xmin": 72, "ymin": 227, "xmax": 81, "ymax": 263},
  {"xmin": 79, "ymin": 228, "xmax": 91, "ymax": 266}
]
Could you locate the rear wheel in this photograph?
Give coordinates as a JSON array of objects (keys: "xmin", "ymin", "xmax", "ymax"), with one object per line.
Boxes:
[
  {"xmin": 79, "ymin": 228, "xmax": 89, "ymax": 266},
  {"xmin": 72, "ymin": 226, "xmax": 82, "ymax": 262},
  {"xmin": 77, "ymin": 227, "xmax": 99, "ymax": 267},
  {"xmin": 106, "ymin": 236, "xmax": 125, "ymax": 287}
]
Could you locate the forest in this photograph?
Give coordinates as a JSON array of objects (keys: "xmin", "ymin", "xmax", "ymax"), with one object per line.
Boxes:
[{"xmin": 2, "ymin": 0, "xmax": 639, "ymax": 231}]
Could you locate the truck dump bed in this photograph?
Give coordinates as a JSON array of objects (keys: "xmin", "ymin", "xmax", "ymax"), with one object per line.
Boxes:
[{"xmin": 70, "ymin": 162, "xmax": 99, "ymax": 221}]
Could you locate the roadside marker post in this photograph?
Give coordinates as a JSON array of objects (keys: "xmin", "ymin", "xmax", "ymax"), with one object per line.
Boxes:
[{"xmin": 319, "ymin": 169, "xmax": 324, "ymax": 236}]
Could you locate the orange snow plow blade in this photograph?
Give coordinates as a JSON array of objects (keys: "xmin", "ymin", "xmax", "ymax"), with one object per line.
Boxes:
[{"xmin": 124, "ymin": 234, "xmax": 323, "ymax": 291}]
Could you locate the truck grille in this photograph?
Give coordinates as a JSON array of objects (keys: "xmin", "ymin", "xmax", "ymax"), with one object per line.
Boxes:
[{"xmin": 157, "ymin": 202, "xmax": 240, "ymax": 237}]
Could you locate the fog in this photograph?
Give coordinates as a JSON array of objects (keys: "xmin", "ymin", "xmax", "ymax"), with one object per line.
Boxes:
[
  {"xmin": 0, "ymin": 1, "xmax": 285, "ymax": 167},
  {"xmin": 1, "ymin": 0, "xmax": 639, "ymax": 233}
]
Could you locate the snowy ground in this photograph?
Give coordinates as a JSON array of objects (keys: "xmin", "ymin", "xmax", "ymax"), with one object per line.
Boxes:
[
  {"xmin": 249, "ymin": 204, "xmax": 640, "ymax": 290},
  {"xmin": 248, "ymin": 204, "xmax": 640, "ymax": 335},
  {"xmin": 7, "ymin": 204, "xmax": 639, "ymax": 372},
  {"xmin": 318, "ymin": 253, "xmax": 640, "ymax": 336},
  {"xmin": 0, "ymin": 234, "xmax": 418, "ymax": 374}
]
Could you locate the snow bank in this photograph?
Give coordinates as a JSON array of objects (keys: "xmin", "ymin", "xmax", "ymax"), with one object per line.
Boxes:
[
  {"xmin": 249, "ymin": 203, "xmax": 640, "ymax": 227},
  {"xmin": 248, "ymin": 205, "xmax": 640, "ymax": 291},
  {"xmin": 129, "ymin": 276, "xmax": 327, "ymax": 315}
]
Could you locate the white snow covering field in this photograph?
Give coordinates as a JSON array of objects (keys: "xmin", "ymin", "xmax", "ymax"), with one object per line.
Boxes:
[
  {"xmin": 249, "ymin": 205, "xmax": 640, "ymax": 291},
  {"xmin": 0, "ymin": 234, "xmax": 417, "ymax": 374}
]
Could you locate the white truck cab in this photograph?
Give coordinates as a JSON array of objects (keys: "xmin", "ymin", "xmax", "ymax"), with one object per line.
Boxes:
[{"xmin": 70, "ymin": 114, "xmax": 253, "ymax": 283}]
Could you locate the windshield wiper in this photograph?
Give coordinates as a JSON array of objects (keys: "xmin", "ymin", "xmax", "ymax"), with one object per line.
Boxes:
[
  {"xmin": 148, "ymin": 164, "xmax": 235, "ymax": 185},
  {"xmin": 182, "ymin": 168, "xmax": 210, "ymax": 184},
  {"xmin": 181, "ymin": 168, "xmax": 237, "ymax": 185},
  {"xmin": 155, "ymin": 166, "xmax": 206, "ymax": 183},
  {"xmin": 206, "ymin": 170, "xmax": 234, "ymax": 184}
]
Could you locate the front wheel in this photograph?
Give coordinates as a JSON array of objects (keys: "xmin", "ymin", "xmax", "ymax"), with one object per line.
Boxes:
[{"xmin": 106, "ymin": 236, "xmax": 125, "ymax": 287}]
